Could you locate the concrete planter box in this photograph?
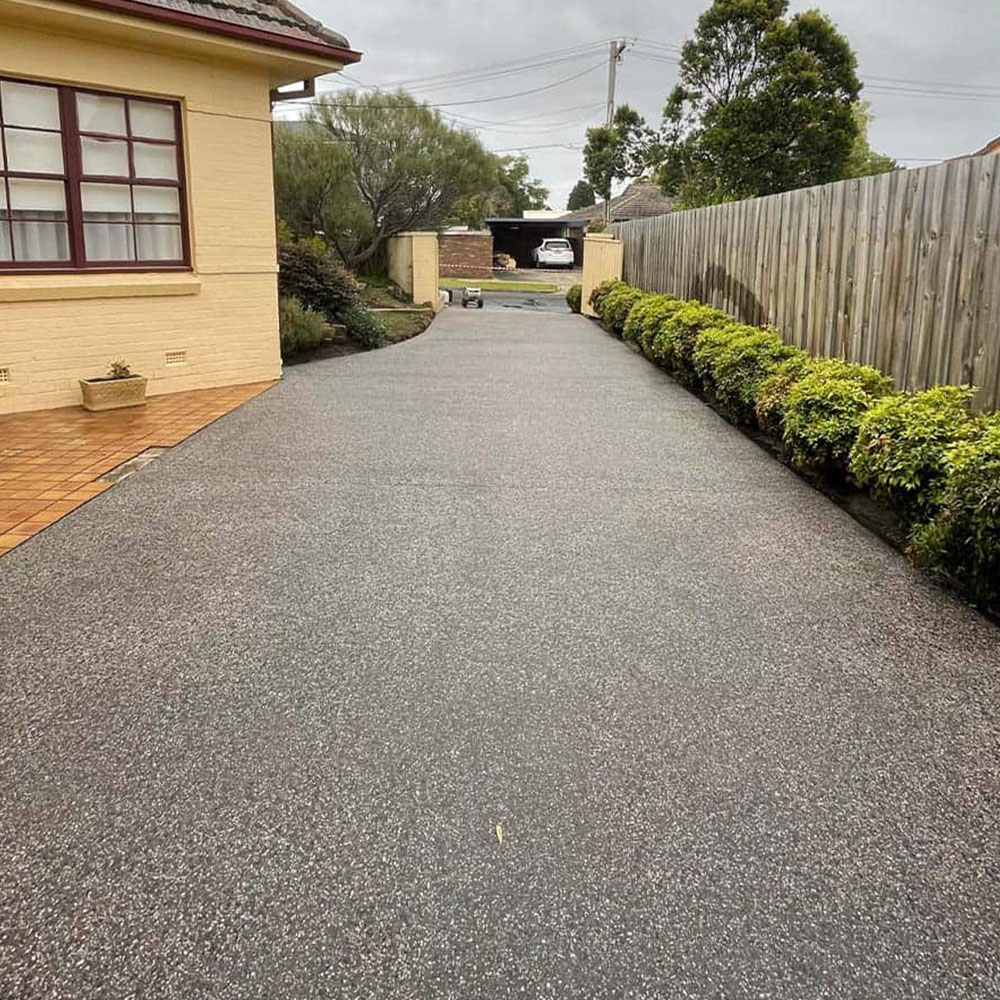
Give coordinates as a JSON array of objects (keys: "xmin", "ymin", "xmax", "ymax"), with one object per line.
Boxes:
[{"xmin": 79, "ymin": 375, "xmax": 148, "ymax": 412}]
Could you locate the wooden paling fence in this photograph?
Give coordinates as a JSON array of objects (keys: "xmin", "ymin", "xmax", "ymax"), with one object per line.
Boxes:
[{"xmin": 611, "ymin": 156, "xmax": 1000, "ymax": 409}]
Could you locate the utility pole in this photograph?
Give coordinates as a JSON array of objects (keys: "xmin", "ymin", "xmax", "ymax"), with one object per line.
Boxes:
[
  {"xmin": 605, "ymin": 39, "xmax": 628, "ymax": 125},
  {"xmin": 604, "ymin": 39, "xmax": 628, "ymax": 223}
]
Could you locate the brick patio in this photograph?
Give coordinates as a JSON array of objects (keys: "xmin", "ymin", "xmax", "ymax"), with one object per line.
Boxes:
[{"xmin": 0, "ymin": 381, "xmax": 274, "ymax": 556}]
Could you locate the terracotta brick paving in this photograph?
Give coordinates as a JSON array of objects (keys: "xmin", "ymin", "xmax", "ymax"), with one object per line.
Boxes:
[{"xmin": 0, "ymin": 381, "xmax": 275, "ymax": 557}]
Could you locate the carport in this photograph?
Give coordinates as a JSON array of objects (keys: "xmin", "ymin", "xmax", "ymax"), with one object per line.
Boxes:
[{"xmin": 486, "ymin": 218, "xmax": 585, "ymax": 269}]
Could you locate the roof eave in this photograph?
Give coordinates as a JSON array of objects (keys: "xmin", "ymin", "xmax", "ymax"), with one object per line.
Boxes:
[{"xmin": 66, "ymin": 0, "xmax": 362, "ymax": 64}]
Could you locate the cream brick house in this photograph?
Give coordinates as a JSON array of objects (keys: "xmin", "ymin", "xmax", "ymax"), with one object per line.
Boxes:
[{"xmin": 0, "ymin": 0, "xmax": 359, "ymax": 413}]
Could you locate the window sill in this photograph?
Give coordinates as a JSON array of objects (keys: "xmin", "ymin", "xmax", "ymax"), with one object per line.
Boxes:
[{"xmin": 0, "ymin": 272, "xmax": 202, "ymax": 302}]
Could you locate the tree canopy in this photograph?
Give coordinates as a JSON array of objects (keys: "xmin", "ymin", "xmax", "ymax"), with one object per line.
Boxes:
[
  {"xmin": 652, "ymin": 0, "xmax": 864, "ymax": 206},
  {"xmin": 842, "ymin": 102, "xmax": 897, "ymax": 179},
  {"xmin": 566, "ymin": 179, "xmax": 596, "ymax": 211},
  {"xmin": 583, "ymin": 105, "xmax": 648, "ymax": 217},
  {"xmin": 274, "ymin": 90, "xmax": 501, "ymax": 267},
  {"xmin": 448, "ymin": 155, "xmax": 549, "ymax": 227}
]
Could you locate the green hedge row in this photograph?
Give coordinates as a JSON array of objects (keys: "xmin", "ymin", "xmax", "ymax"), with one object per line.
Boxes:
[{"xmin": 589, "ymin": 279, "xmax": 1000, "ymax": 612}]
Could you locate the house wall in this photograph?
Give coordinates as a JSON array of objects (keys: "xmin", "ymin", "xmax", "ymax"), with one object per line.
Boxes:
[
  {"xmin": 0, "ymin": 15, "xmax": 284, "ymax": 413},
  {"xmin": 439, "ymin": 232, "xmax": 493, "ymax": 278}
]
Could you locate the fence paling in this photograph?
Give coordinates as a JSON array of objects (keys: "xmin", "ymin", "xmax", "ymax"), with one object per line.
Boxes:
[{"xmin": 611, "ymin": 156, "xmax": 1000, "ymax": 409}]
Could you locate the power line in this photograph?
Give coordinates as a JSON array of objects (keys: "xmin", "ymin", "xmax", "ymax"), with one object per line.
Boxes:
[
  {"xmin": 444, "ymin": 101, "xmax": 605, "ymax": 127},
  {"xmin": 488, "ymin": 142, "xmax": 584, "ymax": 152},
  {"xmin": 274, "ymin": 60, "xmax": 607, "ymax": 111},
  {"xmin": 865, "ymin": 83, "xmax": 1000, "ymax": 104},
  {"xmin": 367, "ymin": 41, "xmax": 609, "ymax": 90},
  {"xmin": 865, "ymin": 73, "xmax": 1000, "ymax": 95},
  {"xmin": 391, "ymin": 49, "xmax": 608, "ymax": 95}
]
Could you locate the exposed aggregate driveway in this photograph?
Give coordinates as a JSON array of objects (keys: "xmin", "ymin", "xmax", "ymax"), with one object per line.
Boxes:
[{"xmin": 2, "ymin": 306, "xmax": 1000, "ymax": 999}]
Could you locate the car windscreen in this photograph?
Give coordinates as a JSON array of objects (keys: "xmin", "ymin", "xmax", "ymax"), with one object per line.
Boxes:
[{"xmin": 543, "ymin": 240, "xmax": 571, "ymax": 249}]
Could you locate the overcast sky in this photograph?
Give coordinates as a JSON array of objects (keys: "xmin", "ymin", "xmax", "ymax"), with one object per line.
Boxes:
[{"xmin": 278, "ymin": 0, "xmax": 1000, "ymax": 211}]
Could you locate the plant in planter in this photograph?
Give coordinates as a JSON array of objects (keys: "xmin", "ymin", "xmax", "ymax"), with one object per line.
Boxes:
[{"xmin": 80, "ymin": 359, "xmax": 148, "ymax": 412}]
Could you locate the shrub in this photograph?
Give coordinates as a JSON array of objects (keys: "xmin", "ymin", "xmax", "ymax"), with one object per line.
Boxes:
[
  {"xmin": 589, "ymin": 278, "xmax": 625, "ymax": 315},
  {"xmin": 279, "ymin": 295, "xmax": 327, "ymax": 358},
  {"xmin": 691, "ymin": 325, "xmax": 752, "ymax": 388},
  {"xmin": 753, "ymin": 352, "xmax": 813, "ymax": 435},
  {"xmin": 654, "ymin": 302, "xmax": 734, "ymax": 384},
  {"xmin": 782, "ymin": 361, "xmax": 894, "ymax": 469},
  {"xmin": 705, "ymin": 330, "xmax": 799, "ymax": 423},
  {"xmin": 849, "ymin": 385, "xmax": 978, "ymax": 525},
  {"xmin": 566, "ymin": 284, "xmax": 583, "ymax": 314},
  {"xmin": 623, "ymin": 293, "xmax": 670, "ymax": 343},
  {"xmin": 638, "ymin": 297, "xmax": 684, "ymax": 360},
  {"xmin": 600, "ymin": 285, "xmax": 646, "ymax": 335},
  {"xmin": 278, "ymin": 232, "xmax": 359, "ymax": 321},
  {"xmin": 909, "ymin": 413, "xmax": 1000, "ymax": 609},
  {"xmin": 340, "ymin": 303, "xmax": 388, "ymax": 350}
]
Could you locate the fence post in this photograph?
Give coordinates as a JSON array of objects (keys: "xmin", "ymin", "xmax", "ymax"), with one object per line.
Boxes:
[{"xmin": 581, "ymin": 233, "xmax": 624, "ymax": 317}]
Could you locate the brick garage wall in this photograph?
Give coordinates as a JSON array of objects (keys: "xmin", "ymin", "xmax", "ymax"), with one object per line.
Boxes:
[{"xmin": 439, "ymin": 233, "xmax": 493, "ymax": 278}]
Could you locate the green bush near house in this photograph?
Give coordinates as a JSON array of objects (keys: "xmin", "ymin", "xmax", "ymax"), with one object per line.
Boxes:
[
  {"xmin": 278, "ymin": 295, "xmax": 327, "ymax": 358},
  {"xmin": 702, "ymin": 329, "xmax": 799, "ymax": 423},
  {"xmin": 566, "ymin": 284, "xmax": 583, "ymax": 314},
  {"xmin": 277, "ymin": 230, "xmax": 359, "ymax": 321},
  {"xmin": 340, "ymin": 303, "xmax": 388, "ymax": 350},
  {"xmin": 782, "ymin": 361, "xmax": 894, "ymax": 469},
  {"xmin": 909, "ymin": 413, "xmax": 1000, "ymax": 608},
  {"xmin": 850, "ymin": 386, "xmax": 978, "ymax": 526}
]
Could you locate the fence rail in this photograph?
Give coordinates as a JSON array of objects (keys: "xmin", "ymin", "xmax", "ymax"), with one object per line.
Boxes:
[{"xmin": 611, "ymin": 156, "xmax": 1000, "ymax": 409}]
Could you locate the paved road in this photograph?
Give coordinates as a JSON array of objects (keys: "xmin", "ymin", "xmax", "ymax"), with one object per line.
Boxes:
[{"xmin": 2, "ymin": 308, "xmax": 999, "ymax": 999}]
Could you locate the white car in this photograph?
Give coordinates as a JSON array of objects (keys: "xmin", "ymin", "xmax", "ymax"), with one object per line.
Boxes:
[{"xmin": 532, "ymin": 238, "xmax": 575, "ymax": 268}]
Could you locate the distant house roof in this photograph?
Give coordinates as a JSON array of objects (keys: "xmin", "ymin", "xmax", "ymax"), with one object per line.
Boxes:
[
  {"xmin": 974, "ymin": 134, "xmax": 1000, "ymax": 156},
  {"xmin": 559, "ymin": 180, "xmax": 675, "ymax": 223},
  {"xmin": 70, "ymin": 0, "xmax": 361, "ymax": 62}
]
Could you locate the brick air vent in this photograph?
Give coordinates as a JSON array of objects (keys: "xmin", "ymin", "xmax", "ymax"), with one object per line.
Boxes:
[
  {"xmin": 0, "ymin": 367, "xmax": 10, "ymax": 384},
  {"xmin": 165, "ymin": 350, "xmax": 187, "ymax": 366}
]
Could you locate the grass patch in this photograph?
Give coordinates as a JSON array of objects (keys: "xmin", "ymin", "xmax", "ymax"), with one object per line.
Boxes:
[
  {"xmin": 360, "ymin": 285, "xmax": 407, "ymax": 309},
  {"xmin": 377, "ymin": 310, "xmax": 433, "ymax": 343},
  {"xmin": 439, "ymin": 278, "xmax": 560, "ymax": 293}
]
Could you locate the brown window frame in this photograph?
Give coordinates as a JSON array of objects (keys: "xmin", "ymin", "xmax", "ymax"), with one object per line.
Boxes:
[{"xmin": 0, "ymin": 75, "xmax": 191, "ymax": 274}]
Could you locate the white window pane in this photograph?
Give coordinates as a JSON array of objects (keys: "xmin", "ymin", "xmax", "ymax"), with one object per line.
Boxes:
[
  {"xmin": 8, "ymin": 178, "xmax": 67, "ymax": 218},
  {"xmin": 0, "ymin": 182, "xmax": 6, "ymax": 210},
  {"xmin": 76, "ymin": 93, "xmax": 126, "ymax": 135},
  {"xmin": 12, "ymin": 221, "xmax": 69, "ymax": 261},
  {"xmin": 4, "ymin": 128, "xmax": 64, "ymax": 174},
  {"xmin": 133, "ymin": 186, "xmax": 179, "ymax": 222},
  {"xmin": 0, "ymin": 225, "xmax": 11, "ymax": 262},
  {"xmin": 84, "ymin": 223, "xmax": 134, "ymax": 261},
  {"xmin": 136, "ymin": 224, "xmax": 181, "ymax": 260},
  {"xmin": 1, "ymin": 81, "xmax": 61, "ymax": 130},
  {"xmin": 81, "ymin": 137, "xmax": 129, "ymax": 177},
  {"xmin": 81, "ymin": 182, "xmax": 131, "ymax": 221},
  {"xmin": 133, "ymin": 142, "xmax": 177, "ymax": 180},
  {"xmin": 129, "ymin": 100, "xmax": 175, "ymax": 140}
]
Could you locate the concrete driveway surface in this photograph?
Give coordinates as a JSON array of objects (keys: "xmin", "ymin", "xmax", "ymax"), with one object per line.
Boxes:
[{"xmin": 2, "ymin": 306, "xmax": 999, "ymax": 999}]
